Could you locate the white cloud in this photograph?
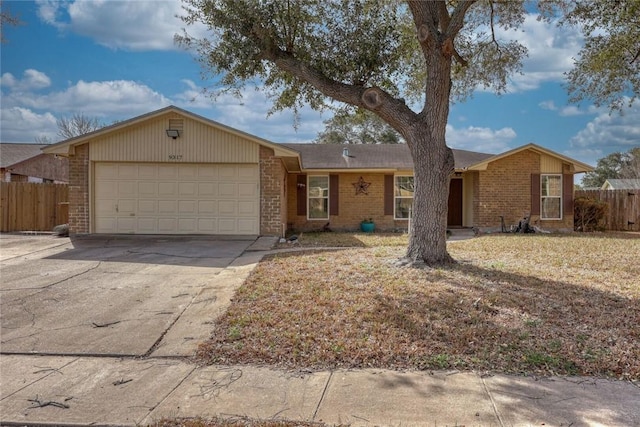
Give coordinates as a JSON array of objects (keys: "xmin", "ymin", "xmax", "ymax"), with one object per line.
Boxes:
[
  {"xmin": 204, "ymin": 88, "xmax": 326, "ymax": 143},
  {"xmin": 0, "ymin": 107, "xmax": 58, "ymax": 142},
  {"xmin": 1, "ymin": 69, "xmax": 51, "ymax": 91},
  {"xmin": 35, "ymin": 0, "xmax": 208, "ymax": 51},
  {"xmin": 496, "ymin": 14, "xmax": 583, "ymax": 93},
  {"xmin": 558, "ymin": 105, "xmax": 599, "ymax": 117},
  {"xmin": 566, "ymin": 100, "xmax": 640, "ymax": 164},
  {"xmin": 446, "ymin": 125, "xmax": 517, "ymax": 153},
  {"xmin": 4, "ymin": 79, "xmax": 172, "ymax": 117},
  {"xmin": 539, "ymin": 100, "xmax": 557, "ymax": 111}
]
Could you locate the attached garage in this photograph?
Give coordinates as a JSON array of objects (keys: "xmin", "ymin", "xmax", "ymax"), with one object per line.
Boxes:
[
  {"xmin": 43, "ymin": 106, "xmax": 298, "ymax": 237},
  {"xmin": 94, "ymin": 163, "xmax": 259, "ymax": 235}
]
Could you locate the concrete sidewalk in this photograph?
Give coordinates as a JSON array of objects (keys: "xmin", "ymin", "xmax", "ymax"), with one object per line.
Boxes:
[{"xmin": 1, "ymin": 354, "xmax": 639, "ymax": 426}]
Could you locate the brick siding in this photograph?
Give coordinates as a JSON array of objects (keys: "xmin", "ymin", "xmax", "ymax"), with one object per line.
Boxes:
[
  {"xmin": 286, "ymin": 172, "xmax": 406, "ymax": 232},
  {"xmin": 259, "ymin": 145, "xmax": 285, "ymax": 235},
  {"xmin": 68, "ymin": 144, "xmax": 90, "ymax": 234}
]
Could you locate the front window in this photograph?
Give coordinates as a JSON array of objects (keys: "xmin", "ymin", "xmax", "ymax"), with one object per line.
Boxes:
[
  {"xmin": 395, "ymin": 175, "xmax": 414, "ymax": 219},
  {"xmin": 541, "ymin": 175, "xmax": 562, "ymax": 219},
  {"xmin": 308, "ymin": 175, "xmax": 329, "ymax": 219}
]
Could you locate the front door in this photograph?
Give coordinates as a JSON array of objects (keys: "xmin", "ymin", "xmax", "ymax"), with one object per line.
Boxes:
[{"xmin": 447, "ymin": 179, "xmax": 463, "ymax": 227}]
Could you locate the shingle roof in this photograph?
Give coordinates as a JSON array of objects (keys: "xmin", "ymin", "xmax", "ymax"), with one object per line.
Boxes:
[
  {"xmin": 0, "ymin": 143, "xmax": 47, "ymax": 168},
  {"xmin": 603, "ymin": 178, "xmax": 640, "ymax": 190},
  {"xmin": 280, "ymin": 143, "xmax": 494, "ymax": 170}
]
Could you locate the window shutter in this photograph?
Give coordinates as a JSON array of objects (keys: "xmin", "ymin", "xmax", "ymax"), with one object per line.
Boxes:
[
  {"xmin": 329, "ymin": 174, "xmax": 339, "ymax": 216},
  {"xmin": 563, "ymin": 174, "xmax": 573, "ymax": 217},
  {"xmin": 297, "ymin": 174, "xmax": 307, "ymax": 216},
  {"xmin": 531, "ymin": 174, "xmax": 541, "ymax": 216},
  {"xmin": 384, "ymin": 175, "xmax": 394, "ymax": 216}
]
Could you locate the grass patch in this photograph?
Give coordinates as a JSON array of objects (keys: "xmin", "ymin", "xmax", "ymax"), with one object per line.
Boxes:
[{"xmin": 198, "ymin": 233, "xmax": 640, "ymax": 379}]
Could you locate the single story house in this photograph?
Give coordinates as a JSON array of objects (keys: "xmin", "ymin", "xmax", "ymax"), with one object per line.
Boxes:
[
  {"xmin": 43, "ymin": 106, "xmax": 593, "ymax": 236},
  {"xmin": 601, "ymin": 178, "xmax": 640, "ymax": 190},
  {"xmin": 1, "ymin": 143, "xmax": 68, "ymax": 183}
]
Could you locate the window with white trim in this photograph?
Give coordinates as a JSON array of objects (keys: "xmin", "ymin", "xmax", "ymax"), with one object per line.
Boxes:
[
  {"xmin": 541, "ymin": 174, "xmax": 562, "ymax": 219},
  {"xmin": 394, "ymin": 175, "xmax": 414, "ymax": 219},
  {"xmin": 308, "ymin": 175, "xmax": 329, "ymax": 220}
]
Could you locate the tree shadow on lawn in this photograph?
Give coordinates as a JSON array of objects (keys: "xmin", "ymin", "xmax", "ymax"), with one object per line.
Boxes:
[{"xmin": 372, "ymin": 261, "xmax": 639, "ymax": 379}]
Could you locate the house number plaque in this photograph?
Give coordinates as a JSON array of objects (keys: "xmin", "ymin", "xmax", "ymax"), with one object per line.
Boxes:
[{"xmin": 168, "ymin": 154, "xmax": 183, "ymax": 160}]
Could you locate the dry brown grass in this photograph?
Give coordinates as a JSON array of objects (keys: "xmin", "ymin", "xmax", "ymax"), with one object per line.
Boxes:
[
  {"xmin": 198, "ymin": 233, "xmax": 640, "ymax": 379},
  {"xmin": 151, "ymin": 417, "xmax": 327, "ymax": 427}
]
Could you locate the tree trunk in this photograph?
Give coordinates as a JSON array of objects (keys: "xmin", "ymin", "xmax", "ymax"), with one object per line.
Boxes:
[
  {"xmin": 405, "ymin": 129, "xmax": 455, "ymax": 266},
  {"xmin": 403, "ymin": 32, "xmax": 455, "ymax": 266}
]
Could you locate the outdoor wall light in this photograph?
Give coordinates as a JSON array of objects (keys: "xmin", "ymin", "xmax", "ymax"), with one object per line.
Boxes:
[{"xmin": 166, "ymin": 129, "xmax": 180, "ymax": 139}]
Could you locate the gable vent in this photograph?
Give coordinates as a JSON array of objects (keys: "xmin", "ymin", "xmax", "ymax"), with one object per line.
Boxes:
[{"xmin": 168, "ymin": 118, "xmax": 184, "ymax": 132}]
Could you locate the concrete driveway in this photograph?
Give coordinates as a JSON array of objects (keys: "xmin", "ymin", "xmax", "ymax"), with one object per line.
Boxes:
[{"xmin": 0, "ymin": 234, "xmax": 259, "ymax": 357}]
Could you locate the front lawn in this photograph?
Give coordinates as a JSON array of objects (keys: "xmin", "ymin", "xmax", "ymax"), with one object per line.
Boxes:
[{"xmin": 198, "ymin": 233, "xmax": 640, "ymax": 379}]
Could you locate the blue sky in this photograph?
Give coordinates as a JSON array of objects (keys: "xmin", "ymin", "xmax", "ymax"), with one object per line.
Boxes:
[{"xmin": 1, "ymin": 1, "xmax": 639, "ymax": 168}]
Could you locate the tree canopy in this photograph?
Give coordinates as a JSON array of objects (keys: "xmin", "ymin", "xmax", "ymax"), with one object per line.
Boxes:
[
  {"xmin": 315, "ymin": 109, "xmax": 402, "ymax": 144},
  {"xmin": 178, "ymin": 0, "xmax": 639, "ymax": 265},
  {"xmin": 582, "ymin": 147, "xmax": 640, "ymax": 188}
]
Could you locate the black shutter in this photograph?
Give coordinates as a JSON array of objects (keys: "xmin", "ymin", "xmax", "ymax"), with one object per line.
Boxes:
[
  {"xmin": 329, "ymin": 174, "xmax": 339, "ymax": 216},
  {"xmin": 384, "ymin": 174, "xmax": 394, "ymax": 216},
  {"xmin": 297, "ymin": 174, "xmax": 307, "ymax": 216}
]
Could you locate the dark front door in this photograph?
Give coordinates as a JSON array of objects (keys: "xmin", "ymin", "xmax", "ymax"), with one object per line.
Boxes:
[{"xmin": 447, "ymin": 179, "xmax": 463, "ymax": 227}]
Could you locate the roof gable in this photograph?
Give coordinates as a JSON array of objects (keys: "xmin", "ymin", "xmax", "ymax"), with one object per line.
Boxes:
[
  {"xmin": 602, "ymin": 178, "xmax": 640, "ymax": 190},
  {"xmin": 465, "ymin": 143, "xmax": 593, "ymax": 173},
  {"xmin": 0, "ymin": 143, "xmax": 48, "ymax": 168},
  {"xmin": 42, "ymin": 105, "xmax": 298, "ymax": 158}
]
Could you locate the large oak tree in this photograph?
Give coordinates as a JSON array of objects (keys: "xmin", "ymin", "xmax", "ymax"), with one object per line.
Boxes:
[{"xmin": 179, "ymin": 0, "xmax": 638, "ymax": 266}]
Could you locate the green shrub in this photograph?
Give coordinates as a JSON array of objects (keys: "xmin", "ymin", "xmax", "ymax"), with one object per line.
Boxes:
[{"xmin": 574, "ymin": 196, "xmax": 608, "ymax": 232}]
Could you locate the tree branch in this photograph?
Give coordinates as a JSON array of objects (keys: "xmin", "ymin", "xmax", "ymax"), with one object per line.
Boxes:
[{"xmin": 445, "ymin": 0, "xmax": 476, "ymax": 40}]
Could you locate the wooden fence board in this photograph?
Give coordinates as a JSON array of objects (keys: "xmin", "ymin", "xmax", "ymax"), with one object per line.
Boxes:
[
  {"xmin": 575, "ymin": 189, "xmax": 640, "ymax": 231},
  {"xmin": 0, "ymin": 182, "xmax": 69, "ymax": 232}
]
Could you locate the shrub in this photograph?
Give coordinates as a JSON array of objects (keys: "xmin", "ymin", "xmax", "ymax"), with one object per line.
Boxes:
[{"xmin": 574, "ymin": 197, "xmax": 608, "ymax": 232}]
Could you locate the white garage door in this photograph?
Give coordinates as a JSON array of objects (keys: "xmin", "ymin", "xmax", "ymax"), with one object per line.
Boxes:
[{"xmin": 94, "ymin": 163, "xmax": 259, "ymax": 235}]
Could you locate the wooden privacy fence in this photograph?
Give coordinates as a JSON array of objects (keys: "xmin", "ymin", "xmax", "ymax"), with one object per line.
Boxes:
[
  {"xmin": 575, "ymin": 189, "xmax": 640, "ymax": 231},
  {"xmin": 0, "ymin": 182, "xmax": 69, "ymax": 232}
]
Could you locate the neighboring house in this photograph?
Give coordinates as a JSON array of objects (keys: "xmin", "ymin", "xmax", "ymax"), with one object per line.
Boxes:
[
  {"xmin": 1, "ymin": 143, "xmax": 69, "ymax": 183},
  {"xmin": 601, "ymin": 179, "xmax": 640, "ymax": 190},
  {"xmin": 43, "ymin": 106, "xmax": 593, "ymax": 236}
]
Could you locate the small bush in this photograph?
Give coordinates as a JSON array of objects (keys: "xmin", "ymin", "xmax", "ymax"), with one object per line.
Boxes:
[{"xmin": 574, "ymin": 197, "xmax": 608, "ymax": 232}]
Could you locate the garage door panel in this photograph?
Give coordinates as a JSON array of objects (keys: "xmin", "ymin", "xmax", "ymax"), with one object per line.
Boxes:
[
  {"xmin": 218, "ymin": 165, "xmax": 237, "ymax": 178},
  {"xmin": 158, "ymin": 164, "xmax": 177, "ymax": 178},
  {"xmin": 178, "ymin": 200, "xmax": 196, "ymax": 214},
  {"xmin": 238, "ymin": 165, "xmax": 258, "ymax": 180},
  {"xmin": 179, "ymin": 182, "xmax": 197, "ymax": 196},
  {"xmin": 138, "ymin": 200, "xmax": 156, "ymax": 214},
  {"xmin": 218, "ymin": 183, "xmax": 236, "ymax": 197},
  {"xmin": 238, "ymin": 218, "xmax": 258, "ymax": 234},
  {"xmin": 118, "ymin": 199, "xmax": 136, "ymax": 213},
  {"xmin": 218, "ymin": 218, "xmax": 236, "ymax": 233},
  {"xmin": 198, "ymin": 166, "xmax": 217, "ymax": 179},
  {"xmin": 238, "ymin": 200, "xmax": 257, "ymax": 216},
  {"xmin": 138, "ymin": 182, "xmax": 156, "ymax": 197},
  {"xmin": 95, "ymin": 217, "xmax": 116, "ymax": 233},
  {"xmin": 159, "ymin": 182, "xmax": 177, "ymax": 196},
  {"xmin": 138, "ymin": 164, "xmax": 157, "ymax": 179},
  {"xmin": 137, "ymin": 218, "xmax": 157, "ymax": 233},
  {"xmin": 118, "ymin": 164, "xmax": 138, "ymax": 179},
  {"xmin": 198, "ymin": 183, "xmax": 217, "ymax": 197},
  {"xmin": 118, "ymin": 181, "xmax": 136, "ymax": 196},
  {"xmin": 158, "ymin": 200, "xmax": 177, "ymax": 214},
  {"xmin": 218, "ymin": 200, "xmax": 236, "ymax": 215},
  {"xmin": 198, "ymin": 200, "xmax": 216, "ymax": 215},
  {"xmin": 197, "ymin": 218, "xmax": 216, "ymax": 233},
  {"xmin": 238, "ymin": 183, "xmax": 256, "ymax": 197},
  {"xmin": 96, "ymin": 181, "xmax": 117, "ymax": 198},
  {"xmin": 158, "ymin": 218, "xmax": 176, "ymax": 233},
  {"xmin": 95, "ymin": 163, "xmax": 258, "ymax": 235},
  {"xmin": 178, "ymin": 218, "xmax": 197, "ymax": 232},
  {"xmin": 117, "ymin": 217, "xmax": 136, "ymax": 233}
]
